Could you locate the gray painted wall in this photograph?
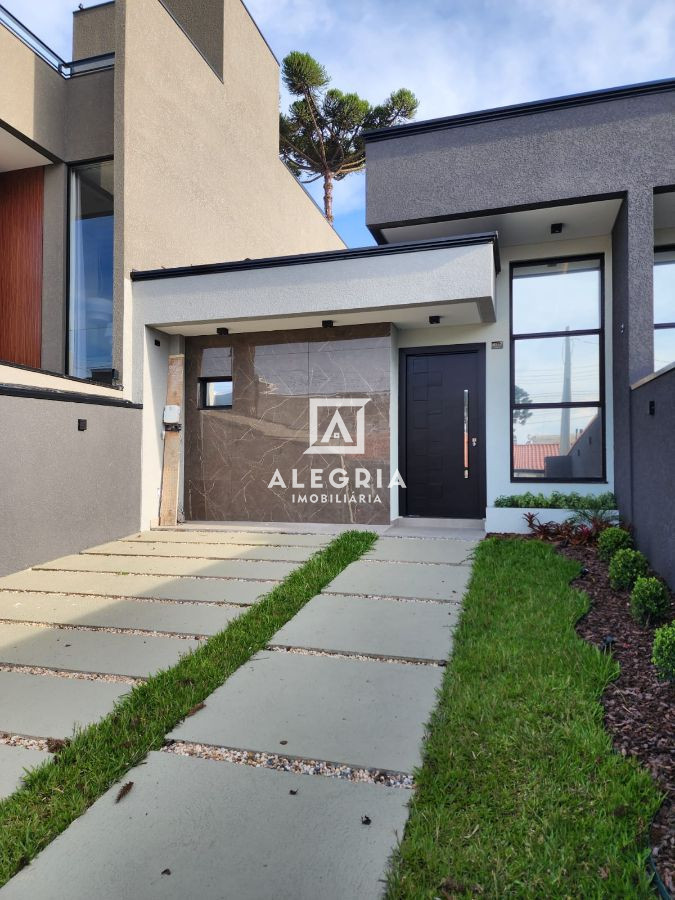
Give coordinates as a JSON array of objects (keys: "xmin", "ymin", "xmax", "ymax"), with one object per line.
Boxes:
[
  {"xmin": 629, "ymin": 368, "xmax": 675, "ymax": 589},
  {"xmin": 0, "ymin": 395, "xmax": 141, "ymax": 575}
]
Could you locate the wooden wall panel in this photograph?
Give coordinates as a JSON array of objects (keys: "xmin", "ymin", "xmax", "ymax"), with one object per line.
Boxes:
[{"xmin": 0, "ymin": 166, "xmax": 44, "ymax": 367}]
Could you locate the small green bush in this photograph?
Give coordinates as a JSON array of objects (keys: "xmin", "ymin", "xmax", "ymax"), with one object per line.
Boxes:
[
  {"xmin": 494, "ymin": 491, "xmax": 616, "ymax": 510},
  {"xmin": 608, "ymin": 548, "xmax": 649, "ymax": 590},
  {"xmin": 652, "ymin": 621, "xmax": 675, "ymax": 680},
  {"xmin": 597, "ymin": 527, "xmax": 633, "ymax": 562},
  {"xmin": 630, "ymin": 577, "xmax": 670, "ymax": 625}
]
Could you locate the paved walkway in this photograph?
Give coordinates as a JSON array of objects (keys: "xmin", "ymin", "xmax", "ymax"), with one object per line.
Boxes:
[{"xmin": 0, "ymin": 525, "xmax": 479, "ymax": 899}]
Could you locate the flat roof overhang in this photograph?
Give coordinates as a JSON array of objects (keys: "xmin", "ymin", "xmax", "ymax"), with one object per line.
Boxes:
[{"xmin": 131, "ymin": 233, "xmax": 500, "ymax": 337}]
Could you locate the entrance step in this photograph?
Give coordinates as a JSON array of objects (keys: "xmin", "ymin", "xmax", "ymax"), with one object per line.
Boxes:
[
  {"xmin": 0, "ymin": 671, "xmax": 128, "ymax": 739},
  {"xmin": 142, "ymin": 529, "xmax": 329, "ymax": 547},
  {"xmin": 170, "ymin": 650, "xmax": 442, "ymax": 774},
  {"xmin": 0, "ymin": 752, "xmax": 409, "ymax": 900}
]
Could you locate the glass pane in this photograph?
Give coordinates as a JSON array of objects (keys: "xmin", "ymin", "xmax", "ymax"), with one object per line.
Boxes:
[
  {"xmin": 205, "ymin": 381, "xmax": 232, "ymax": 407},
  {"xmin": 654, "ymin": 327, "xmax": 675, "ymax": 371},
  {"xmin": 654, "ymin": 250, "xmax": 675, "ymax": 325},
  {"xmin": 514, "ymin": 334, "xmax": 600, "ymax": 405},
  {"xmin": 68, "ymin": 161, "xmax": 114, "ymax": 379},
  {"xmin": 512, "ymin": 258, "xmax": 601, "ymax": 335},
  {"xmin": 512, "ymin": 407, "xmax": 602, "ymax": 479}
]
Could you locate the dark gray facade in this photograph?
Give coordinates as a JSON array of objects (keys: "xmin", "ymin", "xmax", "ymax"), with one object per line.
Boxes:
[
  {"xmin": 630, "ymin": 367, "xmax": 675, "ymax": 588},
  {"xmin": 0, "ymin": 391, "xmax": 141, "ymax": 575},
  {"xmin": 365, "ymin": 81, "xmax": 675, "ymax": 578}
]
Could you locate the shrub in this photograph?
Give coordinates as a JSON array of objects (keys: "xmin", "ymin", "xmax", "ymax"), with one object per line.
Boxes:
[
  {"xmin": 630, "ymin": 577, "xmax": 670, "ymax": 625},
  {"xmin": 597, "ymin": 527, "xmax": 633, "ymax": 562},
  {"xmin": 494, "ymin": 492, "xmax": 616, "ymax": 510},
  {"xmin": 608, "ymin": 548, "xmax": 649, "ymax": 590},
  {"xmin": 652, "ymin": 621, "xmax": 675, "ymax": 680}
]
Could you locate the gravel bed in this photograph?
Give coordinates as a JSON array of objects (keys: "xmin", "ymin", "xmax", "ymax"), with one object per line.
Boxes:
[
  {"xmin": 0, "ymin": 617, "xmax": 206, "ymax": 641},
  {"xmin": 268, "ymin": 645, "xmax": 444, "ymax": 667},
  {"xmin": 0, "ymin": 732, "xmax": 52, "ymax": 753},
  {"xmin": 0, "ymin": 589, "xmax": 239, "ymax": 608},
  {"xmin": 323, "ymin": 591, "xmax": 453, "ymax": 605},
  {"xmin": 163, "ymin": 741, "xmax": 414, "ymax": 788},
  {"xmin": 33, "ymin": 567, "xmax": 277, "ymax": 584},
  {"xmin": 0, "ymin": 662, "xmax": 141, "ymax": 685}
]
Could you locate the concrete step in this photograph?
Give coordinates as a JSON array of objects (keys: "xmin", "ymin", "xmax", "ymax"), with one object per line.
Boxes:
[
  {"xmin": 0, "ymin": 592, "xmax": 245, "ymax": 636},
  {"xmin": 33, "ymin": 555, "xmax": 295, "ymax": 582},
  {"xmin": 0, "ymin": 744, "xmax": 50, "ymax": 800},
  {"xmin": 86, "ymin": 541, "xmax": 312, "ymax": 563},
  {"xmin": 0, "ymin": 751, "xmax": 409, "ymax": 900},
  {"xmin": 0, "ymin": 671, "xmax": 129, "ymax": 739},
  {"xmin": 271, "ymin": 592, "xmax": 459, "ymax": 662},
  {"xmin": 137, "ymin": 530, "xmax": 329, "ymax": 547},
  {"xmin": 364, "ymin": 537, "xmax": 476, "ymax": 565},
  {"xmin": 170, "ymin": 650, "xmax": 442, "ymax": 774},
  {"xmin": 325, "ymin": 560, "xmax": 471, "ymax": 602}
]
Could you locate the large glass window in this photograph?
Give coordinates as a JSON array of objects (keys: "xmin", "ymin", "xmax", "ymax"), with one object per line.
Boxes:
[
  {"xmin": 654, "ymin": 247, "xmax": 675, "ymax": 371},
  {"xmin": 511, "ymin": 257, "xmax": 604, "ymax": 481},
  {"xmin": 68, "ymin": 160, "xmax": 114, "ymax": 380}
]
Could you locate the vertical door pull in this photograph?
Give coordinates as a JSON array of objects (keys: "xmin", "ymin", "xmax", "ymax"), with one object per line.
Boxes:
[{"xmin": 463, "ymin": 389, "xmax": 469, "ymax": 479}]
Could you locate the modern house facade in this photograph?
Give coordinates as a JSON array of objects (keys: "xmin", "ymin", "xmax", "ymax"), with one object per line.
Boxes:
[
  {"xmin": 2, "ymin": 3, "xmax": 674, "ymax": 585},
  {"xmin": 0, "ymin": 0, "xmax": 342, "ymax": 575}
]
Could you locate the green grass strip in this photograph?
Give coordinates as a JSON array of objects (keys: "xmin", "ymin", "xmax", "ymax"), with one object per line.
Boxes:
[
  {"xmin": 386, "ymin": 537, "xmax": 662, "ymax": 899},
  {"xmin": 0, "ymin": 529, "xmax": 377, "ymax": 885}
]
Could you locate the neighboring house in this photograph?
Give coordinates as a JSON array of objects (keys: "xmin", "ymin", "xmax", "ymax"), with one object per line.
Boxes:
[
  {"xmin": 0, "ymin": 0, "xmax": 342, "ymax": 574},
  {"xmin": 1, "ymin": 5, "xmax": 674, "ymax": 587}
]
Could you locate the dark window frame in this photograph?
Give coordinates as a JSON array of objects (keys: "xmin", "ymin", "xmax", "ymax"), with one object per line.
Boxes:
[
  {"xmin": 509, "ymin": 253, "xmax": 606, "ymax": 483},
  {"xmin": 199, "ymin": 376, "xmax": 233, "ymax": 409}
]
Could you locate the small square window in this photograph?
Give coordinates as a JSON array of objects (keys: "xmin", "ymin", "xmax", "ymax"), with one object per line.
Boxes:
[{"xmin": 200, "ymin": 378, "xmax": 232, "ymax": 409}]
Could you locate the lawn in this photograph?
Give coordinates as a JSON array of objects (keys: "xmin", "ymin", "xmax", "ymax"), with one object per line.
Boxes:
[
  {"xmin": 0, "ymin": 529, "xmax": 377, "ymax": 887},
  {"xmin": 386, "ymin": 537, "xmax": 662, "ymax": 899}
]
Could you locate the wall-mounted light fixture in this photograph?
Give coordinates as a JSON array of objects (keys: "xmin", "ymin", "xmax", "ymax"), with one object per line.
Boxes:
[
  {"xmin": 322, "ymin": 320, "xmax": 334, "ymax": 328},
  {"xmin": 550, "ymin": 223, "xmax": 564, "ymax": 234},
  {"xmin": 429, "ymin": 315, "xmax": 441, "ymax": 324},
  {"xmin": 216, "ymin": 327, "xmax": 229, "ymax": 335}
]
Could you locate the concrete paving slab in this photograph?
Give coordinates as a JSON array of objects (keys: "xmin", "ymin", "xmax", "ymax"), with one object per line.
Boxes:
[
  {"xmin": 34, "ymin": 554, "xmax": 295, "ymax": 581},
  {"xmin": 0, "ymin": 592, "xmax": 245, "ymax": 636},
  {"xmin": 325, "ymin": 560, "xmax": 471, "ymax": 601},
  {"xmin": 0, "ymin": 751, "xmax": 409, "ymax": 900},
  {"xmin": 0, "ymin": 671, "xmax": 128, "ymax": 739},
  {"xmin": 0, "ymin": 624, "xmax": 199, "ymax": 678},
  {"xmin": 130, "ymin": 530, "xmax": 329, "ymax": 547},
  {"xmin": 271, "ymin": 593, "xmax": 459, "ymax": 662},
  {"xmin": 0, "ymin": 744, "xmax": 50, "ymax": 800},
  {"xmin": 86, "ymin": 541, "xmax": 312, "ymax": 562},
  {"xmin": 365, "ymin": 537, "xmax": 476, "ymax": 565},
  {"xmin": 0, "ymin": 570, "xmax": 272, "ymax": 605},
  {"xmin": 171, "ymin": 651, "xmax": 442, "ymax": 773}
]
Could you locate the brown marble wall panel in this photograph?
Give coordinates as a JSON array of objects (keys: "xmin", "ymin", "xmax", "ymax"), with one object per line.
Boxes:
[{"xmin": 184, "ymin": 324, "xmax": 392, "ymax": 524}]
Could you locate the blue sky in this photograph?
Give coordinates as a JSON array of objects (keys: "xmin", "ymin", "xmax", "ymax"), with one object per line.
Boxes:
[{"xmin": 7, "ymin": 0, "xmax": 675, "ymax": 246}]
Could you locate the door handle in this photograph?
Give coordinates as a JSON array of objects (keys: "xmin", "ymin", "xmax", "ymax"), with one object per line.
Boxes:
[{"xmin": 463, "ymin": 389, "xmax": 469, "ymax": 479}]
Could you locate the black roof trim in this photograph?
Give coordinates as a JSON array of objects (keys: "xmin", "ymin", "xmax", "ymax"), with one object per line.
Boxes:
[
  {"xmin": 131, "ymin": 233, "xmax": 500, "ymax": 282},
  {"xmin": 364, "ymin": 76, "xmax": 675, "ymax": 143},
  {"xmin": 0, "ymin": 384, "xmax": 141, "ymax": 409}
]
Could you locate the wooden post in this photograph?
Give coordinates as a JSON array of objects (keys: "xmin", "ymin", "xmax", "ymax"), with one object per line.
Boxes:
[{"xmin": 158, "ymin": 354, "xmax": 185, "ymax": 527}]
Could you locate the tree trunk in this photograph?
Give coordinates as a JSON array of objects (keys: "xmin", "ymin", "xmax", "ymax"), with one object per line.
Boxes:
[{"xmin": 323, "ymin": 172, "xmax": 334, "ymax": 224}]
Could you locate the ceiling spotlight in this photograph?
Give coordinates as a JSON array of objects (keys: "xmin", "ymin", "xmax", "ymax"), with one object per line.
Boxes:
[
  {"xmin": 550, "ymin": 222, "xmax": 564, "ymax": 234},
  {"xmin": 322, "ymin": 320, "xmax": 334, "ymax": 328},
  {"xmin": 216, "ymin": 327, "xmax": 229, "ymax": 335},
  {"xmin": 429, "ymin": 315, "xmax": 441, "ymax": 325}
]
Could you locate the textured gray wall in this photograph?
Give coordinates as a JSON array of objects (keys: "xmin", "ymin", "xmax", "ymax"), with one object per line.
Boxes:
[
  {"xmin": 0, "ymin": 395, "xmax": 141, "ymax": 575},
  {"xmin": 366, "ymin": 90, "xmax": 675, "ymax": 226},
  {"xmin": 630, "ymin": 368, "xmax": 675, "ymax": 588}
]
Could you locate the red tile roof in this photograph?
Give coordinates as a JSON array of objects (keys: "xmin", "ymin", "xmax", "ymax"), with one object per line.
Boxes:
[{"xmin": 513, "ymin": 443, "xmax": 560, "ymax": 472}]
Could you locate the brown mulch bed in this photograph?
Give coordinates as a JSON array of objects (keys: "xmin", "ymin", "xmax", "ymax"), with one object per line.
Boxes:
[{"xmin": 558, "ymin": 542, "xmax": 675, "ymax": 895}]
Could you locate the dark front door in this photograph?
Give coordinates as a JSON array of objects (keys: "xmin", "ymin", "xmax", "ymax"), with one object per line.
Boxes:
[{"xmin": 401, "ymin": 345, "xmax": 485, "ymax": 518}]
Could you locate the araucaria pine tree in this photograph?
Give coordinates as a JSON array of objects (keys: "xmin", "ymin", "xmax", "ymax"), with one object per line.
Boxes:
[{"xmin": 279, "ymin": 52, "xmax": 418, "ymax": 223}]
